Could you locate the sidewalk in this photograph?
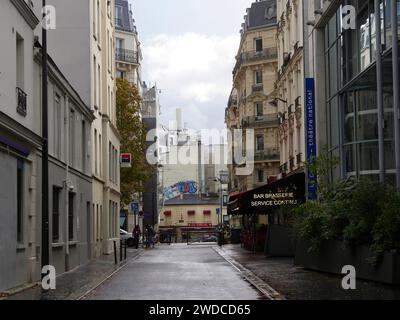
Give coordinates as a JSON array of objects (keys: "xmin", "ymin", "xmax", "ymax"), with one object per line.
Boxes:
[
  {"xmin": 219, "ymin": 244, "xmax": 400, "ymax": 300},
  {"xmin": 4, "ymin": 248, "xmax": 143, "ymax": 300}
]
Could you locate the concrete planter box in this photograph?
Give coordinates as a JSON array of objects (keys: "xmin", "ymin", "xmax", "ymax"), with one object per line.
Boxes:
[
  {"xmin": 294, "ymin": 238, "xmax": 400, "ymax": 285},
  {"xmin": 265, "ymin": 225, "xmax": 295, "ymax": 257}
]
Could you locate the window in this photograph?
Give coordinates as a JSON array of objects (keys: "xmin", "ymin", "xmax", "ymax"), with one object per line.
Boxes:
[
  {"xmin": 96, "ymin": 204, "xmax": 99, "ymax": 241},
  {"xmin": 255, "ymin": 38, "xmax": 263, "ymax": 52},
  {"xmin": 256, "ymin": 135, "xmax": 264, "ymax": 151},
  {"xmin": 99, "ymin": 205, "xmax": 103, "ymax": 241},
  {"xmin": 94, "ymin": 129, "xmax": 98, "ymax": 174},
  {"xmin": 54, "ymin": 94, "xmax": 61, "ymax": 158},
  {"xmin": 98, "ymin": 65, "xmax": 101, "ymax": 107},
  {"xmin": 68, "ymin": 192, "xmax": 74, "ymax": 241},
  {"xmin": 17, "ymin": 159, "xmax": 24, "ymax": 243},
  {"xmin": 98, "ymin": 134, "xmax": 101, "ymax": 176},
  {"xmin": 97, "ymin": 0, "xmax": 100, "ymax": 41},
  {"xmin": 116, "ymin": 38, "xmax": 123, "ymax": 50},
  {"xmin": 109, "ymin": 142, "xmax": 112, "ymax": 180},
  {"xmin": 16, "ymin": 33, "xmax": 24, "ymax": 90},
  {"xmin": 93, "ymin": 1, "xmax": 96, "ymax": 39},
  {"xmin": 93, "ymin": 56, "xmax": 97, "ymax": 107},
  {"xmin": 256, "ymin": 102, "xmax": 263, "ymax": 116},
  {"xmin": 109, "ymin": 201, "xmax": 112, "ymax": 238},
  {"xmin": 254, "ymin": 70, "xmax": 263, "ymax": 84},
  {"xmin": 107, "ymin": 30, "xmax": 110, "ymax": 70},
  {"xmin": 52, "ymin": 187, "xmax": 60, "ymax": 242},
  {"xmin": 115, "ymin": 5, "xmax": 123, "ymax": 26},
  {"xmin": 82, "ymin": 121, "xmax": 86, "ymax": 172},
  {"xmin": 117, "ymin": 70, "xmax": 124, "ymax": 79},
  {"xmin": 69, "ymin": 109, "xmax": 75, "ymax": 166},
  {"xmin": 203, "ymin": 210, "xmax": 211, "ymax": 215},
  {"xmin": 188, "ymin": 210, "xmax": 196, "ymax": 215},
  {"xmin": 257, "ymin": 169, "xmax": 264, "ymax": 183},
  {"xmin": 115, "ymin": 148, "xmax": 118, "ymax": 184}
]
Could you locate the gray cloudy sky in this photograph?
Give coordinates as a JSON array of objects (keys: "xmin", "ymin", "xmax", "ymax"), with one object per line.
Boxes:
[{"xmin": 131, "ymin": 0, "xmax": 253, "ymax": 130}]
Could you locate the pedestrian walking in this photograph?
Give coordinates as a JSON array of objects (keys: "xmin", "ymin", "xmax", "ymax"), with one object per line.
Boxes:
[
  {"xmin": 167, "ymin": 230, "xmax": 172, "ymax": 245},
  {"xmin": 133, "ymin": 225, "xmax": 141, "ymax": 249},
  {"xmin": 145, "ymin": 224, "xmax": 155, "ymax": 248}
]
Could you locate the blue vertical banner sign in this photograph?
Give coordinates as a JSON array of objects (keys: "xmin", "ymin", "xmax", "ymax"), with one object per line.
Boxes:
[{"xmin": 305, "ymin": 78, "xmax": 318, "ymax": 200}]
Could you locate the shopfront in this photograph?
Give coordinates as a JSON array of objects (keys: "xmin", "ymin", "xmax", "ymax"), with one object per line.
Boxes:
[{"xmin": 228, "ymin": 173, "xmax": 306, "ymax": 252}]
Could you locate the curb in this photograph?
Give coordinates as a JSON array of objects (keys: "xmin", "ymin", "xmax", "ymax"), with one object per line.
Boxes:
[
  {"xmin": 213, "ymin": 246, "xmax": 285, "ymax": 300},
  {"xmin": 0, "ymin": 283, "xmax": 40, "ymax": 300}
]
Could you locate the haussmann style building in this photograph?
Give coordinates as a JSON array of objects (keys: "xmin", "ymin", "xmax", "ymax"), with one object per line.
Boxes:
[{"xmin": 32, "ymin": 0, "xmax": 121, "ymax": 258}]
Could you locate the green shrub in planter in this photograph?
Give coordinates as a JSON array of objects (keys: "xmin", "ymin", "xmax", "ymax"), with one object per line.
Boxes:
[{"xmin": 292, "ymin": 148, "xmax": 400, "ymax": 266}]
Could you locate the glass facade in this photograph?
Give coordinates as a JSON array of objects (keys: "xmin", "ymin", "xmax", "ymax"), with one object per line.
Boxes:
[{"xmin": 324, "ymin": 0, "xmax": 400, "ymax": 183}]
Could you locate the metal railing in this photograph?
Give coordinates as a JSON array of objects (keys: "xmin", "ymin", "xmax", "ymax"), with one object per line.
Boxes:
[
  {"xmin": 241, "ymin": 114, "xmax": 279, "ymax": 128},
  {"xmin": 233, "ymin": 47, "xmax": 278, "ymax": 75},
  {"xmin": 254, "ymin": 148, "xmax": 280, "ymax": 162},
  {"xmin": 289, "ymin": 157, "xmax": 295, "ymax": 170},
  {"xmin": 16, "ymin": 87, "xmax": 27, "ymax": 116},
  {"xmin": 296, "ymin": 153, "xmax": 303, "ymax": 165},
  {"xmin": 252, "ymin": 84, "xmax": 263, "ymax": 93},
  {"xmin": 116, "ymin": 48, "xmax": 139, "ymax": 64},
  {"xmin": 280, "ymin": 162, "xmax": 288, "ymax": 174},
  {"xmin": 115, "ymin": 18, "xmax": 122, "ymax": 27}
]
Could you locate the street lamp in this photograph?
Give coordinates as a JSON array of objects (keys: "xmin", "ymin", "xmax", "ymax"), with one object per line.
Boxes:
[
  {"xmin": 268, "ymin": 97, "xmax": 287, "ymax": 107},
  {"xmin": 213, "ymin": 177, "xmax": 226, "ymax": 247}
]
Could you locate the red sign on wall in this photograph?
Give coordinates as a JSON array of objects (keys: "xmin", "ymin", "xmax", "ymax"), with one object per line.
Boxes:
[{"xmin": 188, "ymin": 223, "xmax": 213, "ymax": 228}]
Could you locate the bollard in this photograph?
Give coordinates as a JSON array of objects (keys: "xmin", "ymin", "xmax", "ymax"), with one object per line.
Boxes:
[
  {"xmin": 120, "ymin": 239, "xmax": 123, "ymax": 262},
  {"xmin": 113, "ymin": 240, "xmax": 117, "ymax": 265},
  {"xmin": 124, "ymin": 239, "xmax": 127, "ymax": 260}
]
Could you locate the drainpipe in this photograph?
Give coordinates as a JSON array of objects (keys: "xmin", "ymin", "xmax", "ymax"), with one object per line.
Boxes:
[
  {"xmin": 392, "ymin": 0, "xmax": 400, "ymax": 191},
  {"xmin": 65, "ymin": 94, "xmax": 70, "ymax": 271},
  {"xmin": 376, "ymin": 0, "xmax": 385, "ymax": 183}
]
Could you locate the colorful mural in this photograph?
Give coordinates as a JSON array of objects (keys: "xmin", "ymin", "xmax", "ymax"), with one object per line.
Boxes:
[{"xmin": 163, "ymin": 181, "xmax": 198, "ymax": 201}]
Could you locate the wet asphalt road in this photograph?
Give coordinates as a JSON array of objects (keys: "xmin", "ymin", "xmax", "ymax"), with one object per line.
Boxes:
[{"xmin": 85, "ymin": 244, "xmax": 262, "ymax": 300}]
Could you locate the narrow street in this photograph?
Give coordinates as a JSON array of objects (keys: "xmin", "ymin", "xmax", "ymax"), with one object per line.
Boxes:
[{"xmin": 84, "ymin": 244, "xmax": 264, "ymax": 300}]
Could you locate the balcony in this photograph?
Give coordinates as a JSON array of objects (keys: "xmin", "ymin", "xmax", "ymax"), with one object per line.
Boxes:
[
  {"xmin": 295, "ymin": 96, "xmax": 301, "ymax": 109},
  {"xmin": 241, "ymin": 114, "xmax": 279, "ymax": 129},
  {"xmin": 116, "ymin": 48, "xmax": 139, "ymax": 64},
  {"xmin": 254, "ymin": 148, "xmax": 280, "ymax": 162},
  {"xmin": 280, "ymin": 162, "xmax": 288, "ymax": 174},
  {"xmin": 115, "ymin": 18, "xmax": 122, "ymax": 28},
  {"xmin": 296, "ymin": 153, "xmax": 303, "ymax": 165},
  {"xmin": 16, "ymin": 87, "xmax": 27, "ymax": 116},
  {"xmin": 252, "ymin": 83, "xmax": 263, "ymax": 93},
  {"xmin": 233, "ymin": 47, "xmax": 278, "ymax": 76},
  {"xmin": 289, "ymin": 157, "xmax": 295, "ymax": 170}
]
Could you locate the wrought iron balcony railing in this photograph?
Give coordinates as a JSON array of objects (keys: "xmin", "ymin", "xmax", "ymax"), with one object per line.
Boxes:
[
  {"xmin": 280, "ymin": 162, "xmax": 288, "ymax": 174},
  {"xmin": 233, "ymin": 47, "xmax": 278, "ymax": 76},
  {"xmin": 115, "ymin": 18, "xmax": 122, "ymax": 27},
  {"xmin": 289, "ymin": 156, "xmax": 295, "ymax": 170},
  {"xmin": 254, "ymin": 148, "xmax": 280, "ymax": 162},
  {"xmin": 296, "ymin": 153, "xmax": 303, "ymax": 165},
  {"xmin": 16, "ymin": 87, "xmax": 27, "ymax": 116},
  {"xmin": 241, "ymin": 114, "xmax": 279, "ymax": 129},
  {"xmin": 252, "ymin": 83, "xmax": 264, "ymax": 93},
  {"xmin": 115, "ymin": 48, "xmax": 139, "ymax": 64}
]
